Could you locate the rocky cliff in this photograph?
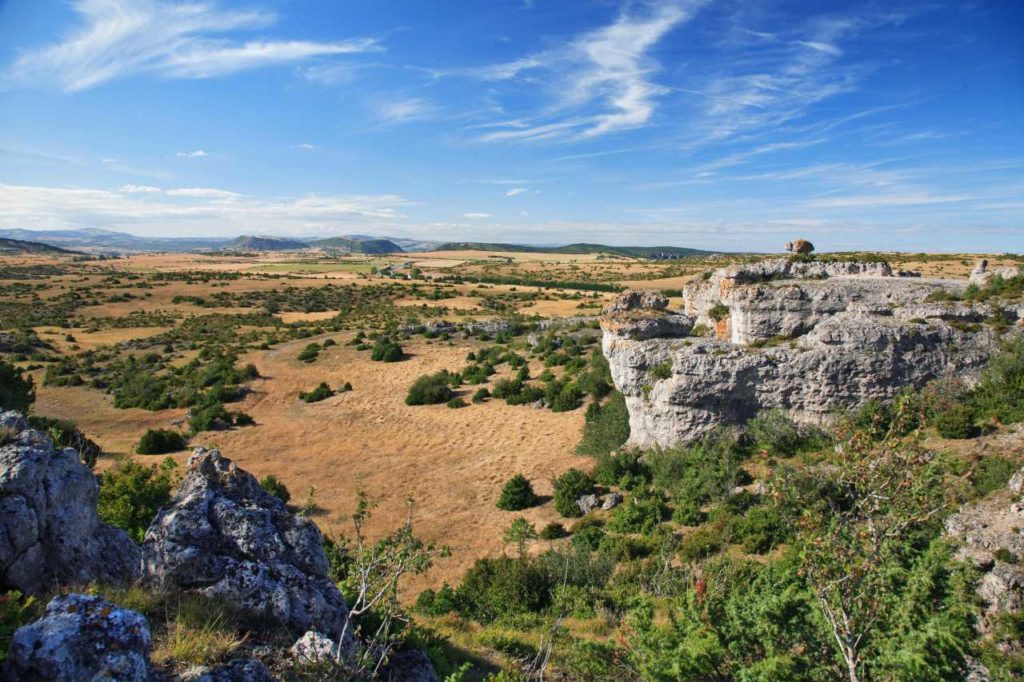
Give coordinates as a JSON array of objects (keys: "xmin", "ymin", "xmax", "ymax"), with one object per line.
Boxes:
[{"xmin": 602, "ymin": 258, "xmax": 1023, "ymax": 447}]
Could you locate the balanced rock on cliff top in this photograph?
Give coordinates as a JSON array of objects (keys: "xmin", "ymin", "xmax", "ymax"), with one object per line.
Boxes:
[
  {"xmin": 784, "ymin": 238, "xmax": 814, "ymax": 254},
  {"xmin": 141, "ymin": 447, "xmax": 353, "ymax": 642},
  {"xmin": 0, "ymin": 411, "xmax": 140, "ymax": 595}
]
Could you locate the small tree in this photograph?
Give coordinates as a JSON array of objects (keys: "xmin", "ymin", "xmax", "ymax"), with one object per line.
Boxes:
[
  {"xmin": 553, "ymin": 468, "xmax": 595, "ymax": 518},
  {"xmin": 503, "ymin": 518, "xmax": 537, "ymax": 555},
  {"xmin": 0, "ymin": 360, "xmax": 34, "ymax": 413},
  {"xmin": 497, "ymin": 474, "xmax": 537, "ymax": 511},
  {"xmin": 299, "ymin": 382, "xmax": 334, "ymax": 403},
  {"xmin": 136, "ymin": 428, "xmax": 186, "ymax": 455},
  {"xmin": 97, "ymin": 458, "xmax": 180, "ymax": 542},
  {"xmin": 259, "ymin": 474, "xmax": 291, "ymax": 504},
  {"xmin": 405, "ymin": 371, "xmax": 453, "ymax": 405}
]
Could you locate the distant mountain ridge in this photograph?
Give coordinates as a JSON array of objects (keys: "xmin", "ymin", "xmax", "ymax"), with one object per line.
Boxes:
[
  {"xmin": 0, "ymin": 228, "xmax": 226, "ymax": 253},
  {"xmin": 434, "ymin": 242, "xmax": 720, "ymax": 258},
  {"xmin": 0, "ymin": 237, "xmax": 79, "ymax": 255},
  {"xmin": 220, "ymin": 235, "xmax": 308, "ymax": 252}
]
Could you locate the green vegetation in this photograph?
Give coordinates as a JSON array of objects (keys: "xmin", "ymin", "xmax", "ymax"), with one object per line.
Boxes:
[
  {"xmin": 299, "ymin": 381, "xmax": 334, "ymax": 403},
  {"xmin": 370, "ymin": 337, "xmax": 404, "ymax": 362},
  {"xmin": 576, "ymin": 391, "xmax": 630, "ymax": 456},
  {"xmin": 259, "ymin": 474, "xmax": 291, "ymax": 504},
  {"xmin": 553, "ymin": 468, "xmax": 595, "ymax": 518},
  {"xmin": 406, "ymin": 371, "xmax": 455, "ymax": 405},
  {"xmin": 496, "ymin": 474, "xmax": 537, "ymax": 511},
  {"xmin": 0, "ymin": 359, "xmax": 34, "ymax": 412},
  {"xmin": 97, "ymin": 458, "xmax": 179, "ymax": 542},
  {"xmin": 707, "ymin": 301, "xmax": 730, "ymax": 322},
  {"xmin": 136, "ymin": 428, "xmax": 187, "ymax": 455}
]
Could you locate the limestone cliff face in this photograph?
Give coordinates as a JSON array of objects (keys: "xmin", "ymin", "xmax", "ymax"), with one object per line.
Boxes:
[{"xmin": 602, "ymin": 260, "xmax": 1021, "ymax": 448}]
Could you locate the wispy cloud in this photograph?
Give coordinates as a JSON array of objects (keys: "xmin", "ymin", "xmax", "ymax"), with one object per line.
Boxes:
[
  {"xmin": 458, "ymin": 1, "xmax": 702, "ymax": 142},
  {"xmin": 120, "ymin": 184, "xmax": 161, "ymax": 193},
  {"xmin": 462, "ymin": 212, "xmax": 491, "ymax": 219},
  {"xmin": 0, "ymin": 183, "xmax": 408, "ymax": 235},
  {"xmin": 805, "ymin": 192, "xmax": 969, "ymax": 209},
  {"xmin": 176, "ymin": 149, "xmax": 208, "ymax": 159},
  {"xmin": 376, "ymin": 97, "xmax": 437, "ymax": 125},
  {"xmin": 293, "ymin": 143, "xmax": 316, "ymax": 150},
  {"xmin": 505, "ymin": 188, "xmax": 528, "ymax": 197},
  {"xmin": 3, "ymin": 0, "xmax": 379, "ymax": 92}
]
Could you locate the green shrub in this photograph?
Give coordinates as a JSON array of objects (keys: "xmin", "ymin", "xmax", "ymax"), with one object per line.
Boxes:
[
  {"xmin": 446, "ymin": 397, "xmax": 468, "ymax": 409},
  {"xmin": 746, "ymin": 409, "xmax": 819, "ymax": 456},
  {"xmin": 606, "ymin": 490, "xmax": 666, "ymax": 535},
  {"xmin": 98, "ymin": 458, "xmax": 179, "ymax": 542},
  {"xmin": 231, "ymin": 411, "xmax": 254, "ymax": 426},
  {"xmin": 576, "ymin": 391, "xmax": 630, "ymax": 456},
  {"xmin": 736, "ymin": 505, "xmax": 788, "ymax": 554},
  {"xmin": 406, "ymin": 371, "xmax": 454, "ymax": 405},
  {"xmin": 188, "ymin": 402, "xmax": 230, "ymax": 434},
  {"xmin": 497, "ymin": 474, "xmax": 537, "ymax": 511},
  {"xmin": 0, "ymin": 591, "xmax": 40, "ymax": 664},
  {"xmin": 297, "ymin": 343, "xmax": 321, "ymax": 363},
  {"xmin": 539, "ymin": 522, "xmax": 567, "ymax": 540},
  {"xmin": 551, "ymin": 584, "xmax": 596, "ymax": 619},
  {"xmin": 707, "ymin": 301, "xmax": 730, "ymax": 322},
  {"xmin": 972, "ymin": 335, "xmax": 1024, "ymax": 424},
  {"xmin": 456, "ymin": 556, "xmax": 551, "ymax": 622},
  {"xmin": 502, "ymin": 518, "xmax": 538, "ymax": 548},
  {"xmin": 933, "ymin": 404, "xmax": 978, "ymax": 439},
  {"xmin": 593, "ymin": 449, "xmax": 650, "ymax": 489},
  {"xmin": 571, "ymin": 524, "xmax": 606, "ymax": 551},
  {"xmin": 26, "ymin": 416, "xmax": 101, "ymax": 467},
  {"xmin": 972, "ymin": 456, "xmax": 1018, "ymax": 497},
  {"xmin": 371, "ymin": 338, "xmax": 403, "ymax": 362},
  {"xmin": 672, "ymin": 499, "xmax": 706, "ymax": 526},
  {"xmin": 472, "ymin": 388, "xmax": 490, "ymax": 403},
  {"xmin": 0, "ymin": 360, "xmax": 34, "ymax": 412},
  {"xmin": 650, "ymin": 360, "xmax": 673, "ymax": 381},
  {"xmin": 562, "ymin": 639, "xmax": 622, "ymax": 682},
  {"xmin": 553, "ymin": 468, "xmax": 595, "ymax": 518},
  {"xmin": 678, "ymin": 519, "xmax": 729, "ymax": 561},
  {"xmin": 647, "ymin": 429, "xmax": 747, "ymax": 505},
  {"xmin": 136, "ymin": 428, "xmax": 186, "ymax": 455},
  {"xmin": 259, "ymin": 474, "xmax": 291, "ymax": 504},
  {"xmin": 299, "ymin": 381, "xmax": 334, "ymax": 403}
]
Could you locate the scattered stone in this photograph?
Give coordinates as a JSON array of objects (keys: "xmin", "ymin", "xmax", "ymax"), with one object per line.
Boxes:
[
  {"xmin": 601, "ymin": 493, "xmax": 623, "ymax": 511},
  {"xmin": 178, "ymin": 659, "xmax": 276, "ymax": 682},
  {"xmin": 0, "ymin": 410, "xmax": 140, "ymax": 594},
  {"xmin": 290, "ymin": 630, "xmax": 342, "ymax": 664},
  {"xmin": 142, "ymin": 448, "xmax": 354, "ymax": 646},
  {"xmin": 3, "ymin": 594, "xmax": 150, "ymax": 682},
  {"xmin": 1009, "ymin": 465, "xmax": 1024, "ymax": 499},
  {"xmin": 379, "ymin": 648, "xmax": 439, "ymax": 682},
  {"xmin": 577, "ymin": 494, "xmax": 600, "ymax": 515}
]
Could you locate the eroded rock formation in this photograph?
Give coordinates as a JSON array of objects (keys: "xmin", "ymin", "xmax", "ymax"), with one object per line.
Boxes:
[
  {"xmin": 0, "ymin": 411, "xmax": 140, "ymax": 594},
  {"xmin": 142, "ymin": 448, "xmax": 354, "ymax": 640},
  {"xmin": 602, "ymin": 259, "xmax": 1022, "ymax": 447}
]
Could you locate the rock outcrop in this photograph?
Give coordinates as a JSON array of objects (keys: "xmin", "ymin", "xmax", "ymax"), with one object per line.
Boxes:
[
  {"xmin": 142, "ymin": 448, "xmax": 353, "ymax": 642},
  {"xmin": 945, "ymin": 464, "xmax": 1024, "ymax": 653},
  {"xmin": 0, "ymin": 411, "xmax": 140, "ymax": 594},
  {"xmin": 3, "ymin": 594, "xmax": 150, "ymax": 682},
  {"xmin": 969, "ymin": 258, "xmax": 1023, "ymax": 287},
  {"xmin": 602, "ymin": 260, "xmax": 1020, "ymax": 446}
]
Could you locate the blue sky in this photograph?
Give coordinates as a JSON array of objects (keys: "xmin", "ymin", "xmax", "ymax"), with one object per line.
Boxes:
[{"xmin": 0, "ymin": 0, "xmax": 1021, "ymax": 251}]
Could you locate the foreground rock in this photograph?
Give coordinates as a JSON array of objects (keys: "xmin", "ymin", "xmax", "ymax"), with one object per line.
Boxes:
[
  {"xmin": 602, "ymin": 259, "xmax": 1021, "ymax": 446},
  {"xmin": 142, "ymin": 448, "xmax": 353, "ymax": 644},
  {"xmin": 3, "ymin": 594, "xmax": 150, "ymax": 682},
  {"xmin": 945, "ymin": 465, "xmax": 1024, "ymax": 652},
  {"xmin": 0, "ymin": 411, "xmax": 140, "ymax": 594}
]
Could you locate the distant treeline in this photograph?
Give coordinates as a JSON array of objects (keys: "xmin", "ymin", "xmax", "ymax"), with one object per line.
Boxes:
[{"xmin": 437, "ymin": 273, "xmax": 623, "ymax": 292}]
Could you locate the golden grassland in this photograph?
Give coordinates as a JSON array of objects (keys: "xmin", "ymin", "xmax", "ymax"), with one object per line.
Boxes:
[{"xmin": 4, "ymin": 246, "xmax": 1020, "ymax": 596}]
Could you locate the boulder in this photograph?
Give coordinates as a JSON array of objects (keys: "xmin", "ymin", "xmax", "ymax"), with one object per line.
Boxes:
[
  {"xmin": 290, "ymin": 630, "xmax": 341, "ymax": 664},
  {"xmin": 379, "ymin": 648, "xmax": 439, "ymax": 682},
  {"xmin": 576, "ymin": 494, "xmax": 600, "ymax": 515},
  {"xmin": 601, "ymin": 493, "xmax": 623, "ymax": 511},
  {"xmin": 784, "ymin": 239, "xmax": 814, "ymax": 254},
  {"xmin": 3, "ymin": 594, "xmax": 150, "ymax": 682},
  {"xmin": 0, "ymin": 411, "xmax": 140, "ymax": 594},
  {"xmin": 141, "ymin": 448, "xmax": 353, "ymax": 645}
]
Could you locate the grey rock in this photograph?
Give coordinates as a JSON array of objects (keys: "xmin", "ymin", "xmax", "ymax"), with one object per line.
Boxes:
[
  {"xmin": 380, "ymin": 648, "xmax": 439, "ymax": 682},
  {"xmin": 600, "ymin": 261, "xmax": 1013, "ymax": 447},
  {"xmin": 3, "ymin": 594, "xmax": 150, "ymax": 682},
  {"xmin": 577, "ymin": 494, "xmax": 601, "ymax": 515},
  {"xmin": 1009, "ymin": 466, "xmax": 1024, "ymax": 499},
  {"xmin": 179, "ymin": 659, "xmax": 276, "ymax": 682},
  {"xmin": 970, "ymin": 258, "xmax": 1023, "ymax": 286},
  {"xmin": 603, "ymin": 289, "xmax": 669, "ymax": 315},
  {"xmin": 463, "ymin": 319, "xmax": 510, "ymax": 336},
  {"xmin": 0, "ymin": 411, "xmax": 140, "ymax": 594},
  {"xmin": 964, "ymin": 656, "xmax": 992, "ymax": 682},
  {"xmin": 290, "ymin": 630, "xmax": 341, "ymax": 664},
  {"xmin": 142, "ymin": 448, "xmax": 353, "ymax": 644},
  {"xmin": 601, "ymin": 493, "xmax": 623, "ymax": 511}
]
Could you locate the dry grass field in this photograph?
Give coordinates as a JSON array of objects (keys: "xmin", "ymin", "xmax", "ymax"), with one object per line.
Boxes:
[{"xmin": 4, "ymin": 246, "xmax": 1019, "ymax": 598}]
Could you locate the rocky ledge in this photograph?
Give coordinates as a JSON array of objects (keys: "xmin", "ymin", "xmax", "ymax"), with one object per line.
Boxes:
[{"xmin": 602, "ymin": 258, "xmax": 1023, "ymax": 447}]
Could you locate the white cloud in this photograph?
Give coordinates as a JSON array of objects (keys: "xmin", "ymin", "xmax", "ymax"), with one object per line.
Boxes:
[
  {"xmin": 165, "ymin": 187, "xmax": 242, "ymax": 199},
  {"xmin": 3, "ymin": 0, "xmax": 379, "ymax": 92},
  {"xmin": 459, "ymin": 1, "xmax": 702, "ymax": 142},
  {"xmin": 805, "ymin": 193, "xmax": 970, "ymax": 209},
  {"xmin": 462, "ymin": 212, "xmax": 491, "ymax": 219},
  {"xmin": 504, "ymin": 188, "xmax": 528, "ymax": 197},
  {"xmin": 120, "ymin": 184, "xmax": 161, "ymax": 193},
  {"xmin": 293, "ymin": 143, "xmax": 316, "ymax": 150},
  {"xmin": 176, "ymin": 149, "xmax": 208, "ymax": 158},
  {"xmin": 0, "ymin": 182, "xmax": 409, "ymax": 236},
  {"xmin": 376, "ymin": 97, "xmax": 437, "ymax": 125}
]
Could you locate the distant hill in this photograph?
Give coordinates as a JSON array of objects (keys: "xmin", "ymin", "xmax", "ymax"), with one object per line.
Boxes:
[
  {"xmin": 309, "ymin": 237, "xmax": 403, "ymax": 254},
  {"xmin": 434, "ymin": 242, "xmax": 720, "ymax": 259},
  {"xmin": 0, "ymin": 237, "xmax": 79, "ymax": 255},
  {"xmin": 0, "ymin": 228, "xmax": 228, "ymax": 253},
  {"xmin": 220, "ymin": 235, "xmax": 309, "ymax": 252}
]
